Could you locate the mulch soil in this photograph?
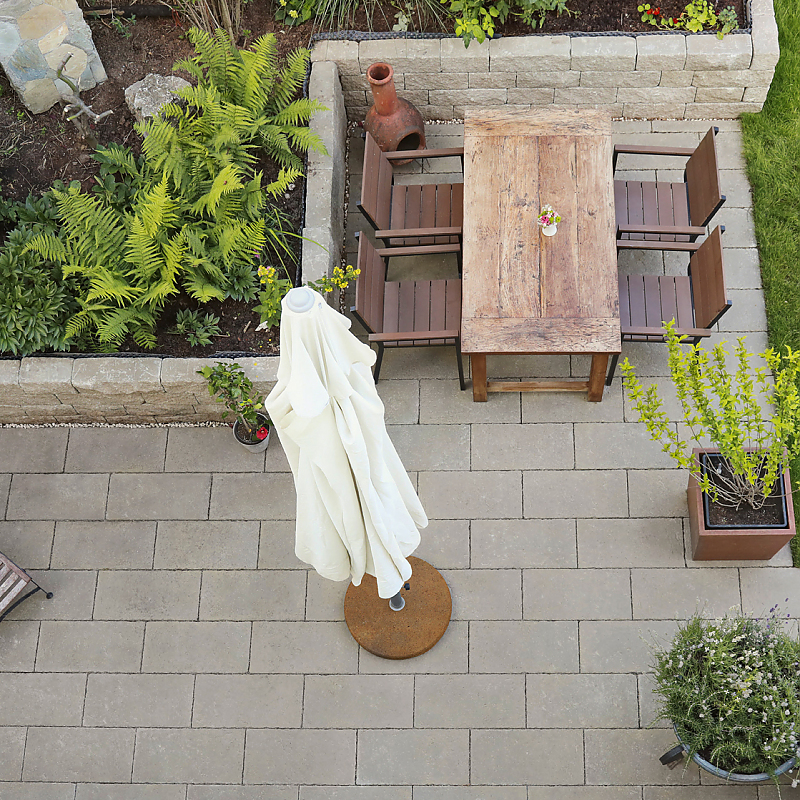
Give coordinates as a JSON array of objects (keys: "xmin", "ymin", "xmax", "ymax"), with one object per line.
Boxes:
[{"xmin": 0, "ymin": 0, "xmax": 745, "ymax": 358}]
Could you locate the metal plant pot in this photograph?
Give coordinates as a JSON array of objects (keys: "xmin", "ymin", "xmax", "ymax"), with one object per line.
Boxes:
[
  {"xmin": 232, "ymin": 414, "xmax": 271, "ymax": 454},
  {"xmin": 661, "ymin": 726, "xmax": 798, "ymax": 783}
]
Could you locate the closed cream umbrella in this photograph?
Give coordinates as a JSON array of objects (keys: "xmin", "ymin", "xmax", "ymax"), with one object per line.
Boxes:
[{"xmin": 266, "ymin": 287, "xmax": 451, "ymax": 658}]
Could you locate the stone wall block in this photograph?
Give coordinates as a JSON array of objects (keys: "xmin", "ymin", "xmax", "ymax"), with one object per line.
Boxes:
[
  {"xmin": 343, "ymin": 89, "xmax": 367, "ymax": 107},
  {"xmin": 517, "ymin": 71, "xmax": 580, "ymax": 89},
  {"xmin": 660, "ymin": 71, "xmax": 694, "ymax": 87},
  {"xmin": 358, "ymin": 40, "xmax": 440, "ymax": 74},
  {"xmin": 571, "ymin": 36, "xmax": 636, "ymax": 71},
  {"xmin": 684, "ymin": 102, "xmax": 763, "ymax": 118},
  {"xmin": 635, "ymin": 34, "xmax": 686, "ymax": 70},
  {"xmin": 694, "ymin": 86, "xmax": 745, "ymax": 102},
  {"xmin": 616, "ymin": 87, "xmax": 697, "ymax": 103},
  {"xmin": 19, "ymin": 357, "xmax": 77, "ymax": 397},
  {"xmin": 622, "ymin": 103, "xmax": 688, "ymax": 120},
  {"xmin": 743, "ymin": 86, "xmax": 770, "ymax": 104},
  {"xmin": 684, "ymin": 33, "xmax": 753, "ymax": 70},
  {"xmin": 441, "ymin": 37, "xmax": 490, "ymax": 72},
  {"xmin": 580, "ymin": 71, "xmax": 661, "ymax": 88},
  {"xmin": 421, "ymin": 105, "xmax": 456, "ymax": 120},
  {"xmin": 405, "ymin": 72, "xmax": 468, "ymax": 91},
  {"xmin": 340, "ymin": 72, "xmax": 369, "ymax": 91},
  {"xmin": 0, "ymin": 360, "xmax": 24, "ymax": 401},
  {"xmin": 469, "ymin": 72, "xmax": 517, "ymax": 89},
  {"xmin": 490, "ymin": 36, "xmax": 571, "ymax": 72},
  {"xmin": 429, "ymin": 88, "xmax": 507, "ymax": 106},
  {"xmin": 347, "ymin": 105, "xmax": 370, "ymax": 122},
  {"xmin": 554, "ymin": 87, "xmax": 618, "ymax": 104},
  {"xmin": 692, "ymin": 69, "xmax": 775, "ymax": 87},
  {"xmin": 72, "ymin": 357, "xmax": 163, "ymax": 396},
  {"xmin": 310, "ymin": 40, "xmax": 360, "ymax": 75},
  {"xmin": 750, "ymin": 0, "xmax": 780, "ymax": 71},
  {"xmin": 506, "ymin": 88, "xmax": 556, "ymax": 105}
]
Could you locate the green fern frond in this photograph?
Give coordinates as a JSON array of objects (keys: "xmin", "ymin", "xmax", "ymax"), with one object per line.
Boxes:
[{"xmin": 269, "ymin": 47, "xmax": 311, "ymax": 112}]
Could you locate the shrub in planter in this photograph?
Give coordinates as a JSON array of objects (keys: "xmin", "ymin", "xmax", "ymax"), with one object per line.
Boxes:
[
  {"xmin": 621, "ymin": 322, "xmax": 800, "ymax": 560},
  {"xmin": 652, "ymin": 608, "xmax": 800, "ymax": 783},
  {"xmin": 198, "ymin": 361, "xmax": 271, "ymax": 451}
]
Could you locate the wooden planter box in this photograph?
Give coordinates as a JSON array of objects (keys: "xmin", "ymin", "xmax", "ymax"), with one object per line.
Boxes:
[{"xmin": 688, "ymin": 448, "xmax": 796, "ymax": 561}]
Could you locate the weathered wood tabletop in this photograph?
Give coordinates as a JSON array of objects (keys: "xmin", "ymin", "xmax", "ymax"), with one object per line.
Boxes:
[{"xmin": 461, "ymin": 108, "xmax": 621, "ymax": 402}]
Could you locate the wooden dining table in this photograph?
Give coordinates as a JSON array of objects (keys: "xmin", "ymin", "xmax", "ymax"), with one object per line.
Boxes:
[{"xmin": 461, "ymin": 107, "xmax": 621, "ymax": 402}]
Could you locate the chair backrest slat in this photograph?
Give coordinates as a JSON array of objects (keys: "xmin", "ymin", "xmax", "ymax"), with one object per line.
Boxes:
[
  {"xmin": 686, "ymin": 127, "xmax": 725, "ymax": 228},
  {"xmin": 360, "ymin": 133, "xmax": 393, "ymax": 231},
  {"xmin": 0, "ymin": 577, "xmax": 28, "ymax": 614},
  {"xmin": 354, "ymin": 237, "xmax": 386, "ymax": 334},
  {"xmin": 690, "ymin": 226, "xmax": 730, "ymax": 329}
]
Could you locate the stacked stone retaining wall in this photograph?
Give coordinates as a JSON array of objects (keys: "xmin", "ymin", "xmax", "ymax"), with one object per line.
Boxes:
[{"xmin": 311, "ymin": 0, "xmax": 779, "ymax": 121}]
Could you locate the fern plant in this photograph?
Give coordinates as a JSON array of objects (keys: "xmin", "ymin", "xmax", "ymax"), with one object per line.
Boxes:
[
  {"xmin": 173, "ymin": 308, "xmax": 222, "ymax": 346},
  {"xmin": 173, "ymin": 29, "xmax": 328, "ymax": 173}
]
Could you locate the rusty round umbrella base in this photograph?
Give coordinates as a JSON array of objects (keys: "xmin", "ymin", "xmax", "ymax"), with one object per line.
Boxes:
[{"xmin": 344, "ymin": 557, "xmax": 451, "ymax": 660}]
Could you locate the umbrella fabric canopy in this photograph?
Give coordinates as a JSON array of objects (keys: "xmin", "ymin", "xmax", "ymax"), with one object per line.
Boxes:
[{"xmin": 266, "ymin": 288, "xmax": 428, "ymax": 599}]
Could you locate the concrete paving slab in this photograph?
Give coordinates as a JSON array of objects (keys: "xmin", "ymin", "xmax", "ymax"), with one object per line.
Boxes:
[
  {"xmin": 7, "ymin": 473, "xmax": 108, "ymax": 520},
  {"xmin": 304, "ymin": 571, "xmax": 346, "ymax": 621},
  {"xmin": 413, "ymin": 519, "xmax": 470, "ymax": 568},
  {"xmin": 78, "ymin": 787, "xmax": 188, "ymax": 800},
  {"xmin": 0, "ymin": 520, "xmax": 55, "ymax": 568},
  {"xmin": 376, "ymin": 379, "xmax": 419, "ymax": 423},
  {"xmin": 577, "ymin": 519, "xmax": 685, "ymax": 567},
  {"xmin": 441, "ymin": 568, "xmax": 521, "ymax": 619},
  {"xmin": 83, "ymin": 673, "xmax": 194, "ymax": 727},
  {"xmin": 523, "ymin": 568, "xmax": 632, "ymax": 619},
  {"xmin": 0, "ymin": 620, "xmax": 40, "ymax": 671},
  {"xmin": 522, "ymin": 380, "xmax": 624, "ymax": 422},
  {"xmin": 258, "ymin": 520, "xmax": 305, "ymax": 569},
  {"xmin": 142, "ymin": 621, "xmax": 250, "ymax": 673},
  {"xmin": 65, "ymin": 428, "xmax": 167, "ymax": 472},
  {"xmin": 579, "ymin": 620, "xmax": 682, "ymax": 672},
  {"xmin": 631, "ymin": 568, "xmax": 741, "ymax": 619},
  {"xmin": 93, "ymin": 569, "xmax": 201, "ymax": 620},
  {"xmin": 470, "ymin": 621, "xmax": 579, "ymax": 672},
  {"xmin": 739, "ymin": 568, "xmax": 800, "ymax": 617},
  {"xmin": 165, "ymin": 426, "xmax": 266, "ymax": 472},
  {"xmin": 23, "ymin": 726, "xmax": 135, "ymax": 782},
  {"xmin": 358, "ymin": 729, "xmax": 469, "ymax": 785},
  {"xmin": 523, "ymin": 470, "xmax": 629, "ymax": 518},
  {"xmin": 191, "ymin": 788, "xmax": 297, "ymax": 800},
  {"xmin": 245, "ymin": 730, "xmax": 356, "ymax": 784},
  {"xmin": 35, "ymin": 620, "xmax": 144, "ymax": 672},
  {"xmin": 209, "ymin": 473, "xmax": 296, "ymax": 520},
  {"xmin": 200, "ymin": 569, "xmax": 306, "ymax": 620},
  {"xmin": 471, "ymin": 423, "xmax": 574, "ymax": 470},
  {"xmin": 133, "ymin": 728, "xmax": 245, "ymax": 783},
  {"xmin": 303, "ymin": 675, "xmax": 413, "ymax": 728},
  {"xmin": 386, "ymin": 424, "xmax": 470, "ymax": 471},
  {"xmin": 0, "ymin": 673, "xmax": 86, "ymax": 725},
  {"xmin": 107, "ymin": 473, "xmax": 211, "ymax": 520},
  {"xmin": 0, "ymin": 428, "xmax": 68, "ymax": 472},
  {"xmin": 53, "ymin": 521, "xmax": 155, "ymax": 569},
  {"xmin": 3, "ymin": 785, "xmax": 77, "ymax": 800},
  {"xmin": 193, "ymin": 674, "xmax": 303, "ymax": 728},
  {"xmin": 420, "ymin": 379, "xmax": 520, "ymax": 424},
  {"xmin": 414, "ymin": 789, "xmax": 526, "ymax": 800},
  {"xmin": 250, "ymin": 621, "xmax": 358, "ymax": 674},
  {"xmin": 154, "ymin": 520, "xmax": 259, "ymax": 569},
  {"xmin": 7, "ymin": 569, "xmax": 96, "ymax": 620},
  {"xmin": 471, "ymin": 519, "xmax": 577, "ymax": 568},
  {"xmin": 419, "ymin": 470, "xmax": 522, "ymax": 519}
]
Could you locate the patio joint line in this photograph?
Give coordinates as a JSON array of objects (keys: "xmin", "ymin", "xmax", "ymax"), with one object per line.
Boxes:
[
  {"xmin": 129, "ymin": 726, "xmax": 138, "ymax": 783},
  {"xmin": 189, "ymin": 673, "xmax": 197, "ymax": 728},
  {"xmin": 62, "ymin": 427, "xmax": 70, "ymax": 473},
  {"xmin": 46, "ymin": 521, "xmax": 56, "ymax": 569},
  {"xmin": 90, "ymin": 569, "xmax": 100, "ymax": 621},
  {"xmin": 78, "ymin": 671, "xmax": 88, "ymax": 727},
  {"xmin": 19, "ymin": 719, "xmax": 30, "ymax": 782}
]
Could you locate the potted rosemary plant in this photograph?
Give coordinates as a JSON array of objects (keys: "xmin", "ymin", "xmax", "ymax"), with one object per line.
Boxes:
[
  {"xmin": 653, "ymin": 607, "xmax": 800, "ymax": 785},
  {"xmin": 621, "ymin": 322, "xmax": 800, "ymax": 560},
  {"xmin": 197, "ymin": 361, "xmax": 271, "ymax": 453}
]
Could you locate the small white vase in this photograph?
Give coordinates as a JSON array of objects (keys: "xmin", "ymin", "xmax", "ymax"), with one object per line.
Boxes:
[{"xmin": 541, "ymin": 224, "xmax": 558, "ymax": 237}]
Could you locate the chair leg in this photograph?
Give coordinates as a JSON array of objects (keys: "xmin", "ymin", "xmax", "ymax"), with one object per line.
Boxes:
[
  {"xmin": 373, "ymin": 342, "xmax": 385, "ymax": 384},
  {"xmin": 455, "ymin": 340, "xmax": 466, "ymax": 391},
  {"xmin": 606, "ymin": 352, "xmax": 621, "ymax": 386}
]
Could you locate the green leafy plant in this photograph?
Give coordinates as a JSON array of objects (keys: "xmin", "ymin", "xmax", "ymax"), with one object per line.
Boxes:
[
  {"xmin": 253, "ymin": 262, "xmax": 361, "ymax": 330},
  {"xmin": 0, "ymin": 228, "xmax": 75, "ymax": 356},
  {"xmin": 173, "ymin": 308, "xmax": 222, "ymax": 346},
  {"xmin": 621, "ymin": 321, "xmax": 800, "ymax": 509},
  {"xmin": 110, "ymin": 13, "xmax": 136, "ymax": 38},
  {"xmin": 652, "ymin": 607, "xmax": 800, "ymax": 778},
  {"xmin": 638, "ymin": 0, "xmax": 738, "ymax": 37},
  {"xmin": 173, "ymin": 28, "xmax": 328, "ymax": 173},
  {"xmin": 197, "ymin": 360, "xmax": 270, "ymax": 441},
  {"xmin": 441, "ymin": 0, "xmax": 509, "ymax": 45},
  {"xmin": 169, "ymin": 0, "xmax": 251, "ymax": 42},
  {"xmin": 516, "ymin": 0, "xmax": 574, "ymax": 28}
]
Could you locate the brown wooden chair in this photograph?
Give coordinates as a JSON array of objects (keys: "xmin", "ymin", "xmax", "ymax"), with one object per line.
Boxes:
[
  {"xmin": 614, "ymin": 127, "xmax": 725, "ymax": 244},
  {"xmin": 0, "ymin": 551, "xmax": 53, "ymax": 622},
  {"xmin": 607, "ymin": 225, "xmax": 731, "ymax": 385},
  {"xmin": 352, "ymin": 234, "xmax": 465, "ymax": 389},
  {"xmin": 358, "ymin": 131, "xmax": 464, "ymax": 253}
]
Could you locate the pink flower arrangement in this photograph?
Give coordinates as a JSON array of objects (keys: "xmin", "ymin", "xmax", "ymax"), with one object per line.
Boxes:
[{"xmin": 537, "ymin": 204, "xmax": 561, "ymax": 227}]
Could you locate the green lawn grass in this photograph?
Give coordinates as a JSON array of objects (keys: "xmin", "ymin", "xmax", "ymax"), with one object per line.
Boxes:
[{"xmin": 740, "ymin": 0, "xmax": 800, "ymax": 566}]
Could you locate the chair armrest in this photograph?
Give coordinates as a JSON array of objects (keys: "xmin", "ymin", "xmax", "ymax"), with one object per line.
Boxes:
[
  {"xmin": 384, "ymin": 147, "xmax": 464, "ymax": 161},
  {"xmin": 623, "ymin": 325, "xmax": 713, "ymax": 339},
  {"xmin": 375, "ymin": 243, "xmax": 461, "ymax": 258},
  {"xmin": 617, "ymin": 224, "xmax": 707, "ymax": 237},
  {"xmin": 616, "ymin": 240, "xmax": 701, "ymax": 252},
  {"xmin": 376, "ymin": 226, "xmax": 462, "ymax": 240},
  {"xmin": 614, "ymin": 144, "xmax": 696, "ymax": 158},
  {"xmin": 369, "ymin": 330, "xmax": 459, "ymax": 343}
]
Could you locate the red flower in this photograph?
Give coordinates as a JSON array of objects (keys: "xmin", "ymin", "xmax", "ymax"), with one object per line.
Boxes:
[
  {"xmin": 256, "ymin": 426, "xmax": 269, "ymax": 441},
  {"xmin": 652, "ymin": 6, "xmax": 661, "ymax": 13}
]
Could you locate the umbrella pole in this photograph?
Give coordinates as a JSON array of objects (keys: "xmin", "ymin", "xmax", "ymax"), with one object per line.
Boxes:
[{"xmin": 388, "ymin": 591, "xmax": 405, "ymax": 611}]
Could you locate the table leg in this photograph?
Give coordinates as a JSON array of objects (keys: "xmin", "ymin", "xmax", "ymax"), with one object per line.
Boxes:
[
  {"xmin": 588, "ymin": 353, "xmax": 610, "ymax": 402},
  {"xmin": 471, "ymin": 354, "xmax": 488, "ymax": 402}
]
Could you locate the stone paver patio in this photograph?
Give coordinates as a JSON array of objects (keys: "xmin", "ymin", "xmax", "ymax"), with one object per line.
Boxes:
[{"xmin": 1, "ymin": 120, "xmax": 799, "ymax": 799}]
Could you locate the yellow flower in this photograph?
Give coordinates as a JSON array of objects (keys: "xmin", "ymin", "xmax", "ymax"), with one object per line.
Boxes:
[{"xmin": 288, "ymin": 9, "xmax": 298, "ymax": 16}]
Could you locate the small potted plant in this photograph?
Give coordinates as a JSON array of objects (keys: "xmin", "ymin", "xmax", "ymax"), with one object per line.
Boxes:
[
  {"xmin": 652, "ymin": 607, "xmax": 800, "ymax": 785},
  {"xmin": 537, "ymin": 204, "xmax": 561, "ymax": 236},
  {"xmin": 197, "ymin": 361, "xmax": 271, "ymax": 453},
  {"xmin": 621, "ymin": 322, "xmax": 800, "ymax": 560}
]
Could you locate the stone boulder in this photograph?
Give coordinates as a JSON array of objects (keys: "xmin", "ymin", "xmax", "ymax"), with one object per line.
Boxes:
[
  {"xmin": 124, "ymin": 73, "xmax": 191, "ymax": 123},
  {"xmin": 0, "ymin": 0, "xmax": 106, "ymax": 113}
]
